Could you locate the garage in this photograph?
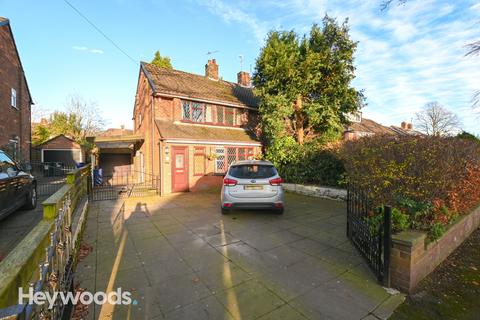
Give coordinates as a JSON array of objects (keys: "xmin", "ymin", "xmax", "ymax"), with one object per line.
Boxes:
[
  {"xmin": 33, "ymin": 134, "xmax": 84, "ymax": 167},
  {"xmin": 42, "ymin": 149, "xmax": 82, "ymax": 166},
  {"xmin": 98, "ymin": 152, "xmax": 132, "ymax": 176}
]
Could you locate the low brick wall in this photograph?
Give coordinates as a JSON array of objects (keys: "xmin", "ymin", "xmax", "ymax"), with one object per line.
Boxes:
[
  {"xmin": 282, "ymin": 183, "xmax": 347, "ymax": 201},
  {"xmin": 390, "ymin": 205, "xmax": 480, "ymax": 293}
]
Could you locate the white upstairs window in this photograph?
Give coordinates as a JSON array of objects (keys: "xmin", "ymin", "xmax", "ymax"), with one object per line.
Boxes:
[{"xmin": 11, "ymin": 88, "xmax": 17, "ymax": 109}]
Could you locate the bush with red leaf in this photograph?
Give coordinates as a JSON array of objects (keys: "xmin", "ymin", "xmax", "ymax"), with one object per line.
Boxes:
[{"xmin": 341, "ymin": 135, "xmax": 480, "ymax": 238}]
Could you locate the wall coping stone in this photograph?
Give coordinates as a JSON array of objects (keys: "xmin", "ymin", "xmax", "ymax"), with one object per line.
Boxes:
[
  {"xmin": 282, "ymin": 183, "xmax": 347, "ymax": 201},
  {"xmin": 391, "ymin": 231, "xmax": 426, "ymax": 248},
  {"xmin": 390, "ymin": 204, "xmax": 480, "ymax": 293}
]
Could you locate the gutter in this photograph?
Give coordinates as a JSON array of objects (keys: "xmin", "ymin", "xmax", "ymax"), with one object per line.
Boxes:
[{"xmin": 153, "ymin": 92, "xmax": 258, "ymax": 110}]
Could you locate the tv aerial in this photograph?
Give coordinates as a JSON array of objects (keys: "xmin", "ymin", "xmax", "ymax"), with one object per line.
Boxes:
[{"xmin": 206, "ymin": 50, "xmax": 219, "ymax": 56}]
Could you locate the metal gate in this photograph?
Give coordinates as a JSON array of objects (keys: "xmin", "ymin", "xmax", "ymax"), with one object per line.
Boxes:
[
  {"xmin": 88, "ymin": 170, "xmax": 160, "ymax": 201},
  {"xmin": 346, "ymin": 184, "xmax": 392, "ymax": 285}
]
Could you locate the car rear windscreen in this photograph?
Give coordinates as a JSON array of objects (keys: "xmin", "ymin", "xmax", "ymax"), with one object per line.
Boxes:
[{"xmin": 229, "ymin": 165, "xmax": 277, "ymax": 179}]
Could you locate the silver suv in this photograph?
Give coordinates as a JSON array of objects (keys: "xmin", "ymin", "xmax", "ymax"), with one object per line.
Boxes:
[{"xmin": 221, "ymin": 160, "xmax": 285, "ymax": 214}]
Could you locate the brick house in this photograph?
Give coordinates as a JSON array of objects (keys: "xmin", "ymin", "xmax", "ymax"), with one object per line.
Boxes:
[
  {"xmin": 343, "ymin": 112, "xmax": 423, "ymax": 140},
  {"xmin": 0, "ymin": 17, "xmax": 33, "ymax": 161},
  {"xmin": 343, "ymin": 112, "xmax": 395, "ymax": 140},
  {"xmin": 133, "ymin": 59, "xmax": 261, "ymax": 194}
]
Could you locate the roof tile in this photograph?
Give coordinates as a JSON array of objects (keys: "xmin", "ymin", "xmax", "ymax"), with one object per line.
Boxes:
[
  {"xmin": 155, "ymin": 120, "xmax": 259, "ymax": 144},
  {"xmin": 142, "ymin": 62, "xmax": 258, "ymax": 108}
]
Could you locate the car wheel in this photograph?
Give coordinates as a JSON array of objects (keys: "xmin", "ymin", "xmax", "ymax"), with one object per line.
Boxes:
[
  {"xmin": 275, "ymin": 208, "xmax": 284, "ymax": 215},
  {"xmin": 221, "ymin": 207, "xmax": 230, "ymax": 215},
  {"xmin": 23, "ymin": 187, "xmax": 37, "ymax": 210}
]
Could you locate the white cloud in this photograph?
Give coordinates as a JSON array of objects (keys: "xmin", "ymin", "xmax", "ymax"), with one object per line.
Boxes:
[
  {"xmin": 197, "ymin": 0, "xmax": 480, "ymax": 133},
  {"xmin": 72, "ymin": 46, "xmax": 104, "ymax": 54},
  {"xmin": 89, "ymin": 49, "xmax": 104, "ymax": 54},
  {"xmin": 72, "ymin": 46, "xmax": 88, "ymax": 51},
  {"xmin": 196, "ymin": 0, "xmax": 268, "ymax": 42}
]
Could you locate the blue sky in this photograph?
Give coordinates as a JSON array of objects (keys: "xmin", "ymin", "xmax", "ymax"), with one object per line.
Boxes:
[{"xmin": 2, "ymin": 0, "xmax": 479, "ymax": 133}]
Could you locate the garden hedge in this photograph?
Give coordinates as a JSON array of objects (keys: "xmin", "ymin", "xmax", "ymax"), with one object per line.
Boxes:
[{"xmin": 341, "ymin": 135, "xmax": 480, "ymax": 238}]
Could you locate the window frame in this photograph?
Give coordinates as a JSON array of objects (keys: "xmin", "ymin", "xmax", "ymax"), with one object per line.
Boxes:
[
  {"xmin": 180, "ymin": 100, "xmax": 245, "ymax": 127},
  {"xmin": 11, "ymin": 88, "xmax": 17, "ymax": 109},
  {"xmin": 214, "ymin": 146, "xmax": 255, "ymax": 174}
]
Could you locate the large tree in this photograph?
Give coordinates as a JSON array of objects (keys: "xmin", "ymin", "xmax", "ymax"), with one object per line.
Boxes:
[
  {"xmin": 151, "ymin": 50, "xmax": 172, "ymax": 69},
  {"xmin": 31, "ymin": 94, "xmax": 104, "ymax": 146},
  {"xmin": 415, "ymin": 102, "xmax": 461, "ymax": 136},
  {"xmin": 253, "ymin": 16, "xmax": 363, "ymax": 155}
]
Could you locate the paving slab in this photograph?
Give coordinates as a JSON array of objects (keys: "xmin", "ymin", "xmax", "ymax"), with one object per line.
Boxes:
[{"xmin": 75, "ymin": 192, "xmax": 404, "ymax": 319}]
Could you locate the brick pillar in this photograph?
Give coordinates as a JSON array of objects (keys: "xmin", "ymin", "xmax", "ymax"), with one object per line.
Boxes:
[{"xmin": 390, "ymin": 231, "xmax": 426, "ymax": 293}]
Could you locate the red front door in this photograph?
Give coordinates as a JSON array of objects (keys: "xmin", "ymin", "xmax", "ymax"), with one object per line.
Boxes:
[{"xmin": 172, "ymin": 147, "xmax": 188, "ymax": 192}]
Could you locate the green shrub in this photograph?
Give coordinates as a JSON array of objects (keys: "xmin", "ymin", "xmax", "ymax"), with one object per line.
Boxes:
[
  {"xmin": 367, "ymin": 206, "xmax": 410, "ymax": 234},
  {"xmin": 267, "ymin": 140, "xmax": 345, "ymax": 186},
  {"xmin": 429, "ymin": 222, "xmax": 446, "ymax": 240}
]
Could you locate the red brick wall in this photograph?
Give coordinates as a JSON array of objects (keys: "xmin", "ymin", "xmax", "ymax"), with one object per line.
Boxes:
[
  {"xmin": 40, "ymin": 135, "xmax": 81, "ymax": 149},
  {"xmin": 390, "ymin": 205, "xmax": 480, "ymax": 293},
  {"xmin": 0, "ymin": 22, "xmax": 32, "ymax": 161}
]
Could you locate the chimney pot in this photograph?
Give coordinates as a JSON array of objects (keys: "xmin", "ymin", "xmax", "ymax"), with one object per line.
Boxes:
[
  {"xmin": 205, "ymin": 59, "xmax": 219, "ymax": 80},
  {"xmin": 401, "ymin": 121, "xmax": 407, "ymax": 129},
  {"xmin": 407, "ymin": 123, "xmax": 412, "ymax": 130},
  {"xmin": 237, "ymin": 71, "xmax": 250, "ymax": 87}
]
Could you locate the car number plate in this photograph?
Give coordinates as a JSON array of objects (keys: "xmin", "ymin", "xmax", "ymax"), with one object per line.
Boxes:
[{"xmin": 244, "ymin": 185, "xmax": 263, "ymax": 190}]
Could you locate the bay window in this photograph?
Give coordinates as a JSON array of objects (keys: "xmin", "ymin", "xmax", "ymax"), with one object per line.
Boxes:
[
  {"xmin": 181, "ymin": 100, "xmax": 247, "ymax": 127},
  {"xmin": 215, "ymin": 146, "xmax": 255, "ymax": 173}
]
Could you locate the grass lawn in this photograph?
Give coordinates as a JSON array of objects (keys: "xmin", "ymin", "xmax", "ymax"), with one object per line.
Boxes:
[{"xmin": 391, "ymin": 228, "xmax": 480, "ymax": 320}]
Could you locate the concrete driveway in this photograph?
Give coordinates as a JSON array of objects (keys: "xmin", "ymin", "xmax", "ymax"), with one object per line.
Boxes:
[
  {"xmin": 76, "ymin": 191, "xmax": 403, "ymax": 320},
  {"xmin": 0, "ymin": 197, "xmax": 45, "ymax": 261}
]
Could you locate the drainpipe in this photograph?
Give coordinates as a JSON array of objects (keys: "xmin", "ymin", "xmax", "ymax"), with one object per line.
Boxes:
[
  {"xmin": 151, "ymin": 93, "xmax": 155, "ymax": 176},
  {"xmin": 159, "ymin": 139, "xmax": 164, "ymax": 196}
]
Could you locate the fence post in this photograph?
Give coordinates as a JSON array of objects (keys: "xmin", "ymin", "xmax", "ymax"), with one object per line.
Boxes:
[
  {"xmin": 383, "ymin": 205, "xmax": 392, "ymax": 287},
  {"xmin": 346, "ymin": 184, "xmax": 350, "ymax": 237}
]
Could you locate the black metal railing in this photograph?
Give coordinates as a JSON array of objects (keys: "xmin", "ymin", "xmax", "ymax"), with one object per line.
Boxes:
[
  {"xmin": 30, "ymin": 163, "xmax": 77, "ymax": 198},
  {"xmin": 0, "ymin": 194, "xmax": 75, "ymax": 319},
  {"xmin": 88, "ymin": 170, "xmax": 160, "ymax": 201},
  {"xmin": 347, "ymin": 184, "xmax": 392, "ymax": 285}
]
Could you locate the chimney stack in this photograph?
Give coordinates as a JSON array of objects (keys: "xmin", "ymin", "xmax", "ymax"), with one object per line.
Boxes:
[
  {"xmin": 407, "ymin": 123, "xmax": 413, "ymax": 130},
  {"xmin": 401, "ymin": 121, "xmax": 407, "ymax": 129},
  {"xmin": 237, "ymin": 71, "xmax": 250, "ymax": 87},
  {"xmin": 205, "ymin": 59, "xmax": 219, "ymax": 80}
]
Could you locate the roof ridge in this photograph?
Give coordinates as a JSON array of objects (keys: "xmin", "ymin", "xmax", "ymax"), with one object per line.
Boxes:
[{"xmin": 141, "ymin": 61, "xmax": 239, "ymax": 87}]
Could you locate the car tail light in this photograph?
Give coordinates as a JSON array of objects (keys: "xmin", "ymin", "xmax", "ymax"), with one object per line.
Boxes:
[
  {"xmin": 274, "ymin": 202, "xmax": 283, "ymax": 208},
  {"xmin": 223, "ymin": 203, "xmax": 233, "ymax": 207},
  {"xmin": 269, "ymin": 177, "xmax": 283, "ymax": 186},
  {"xmin": 223, "ymin": 178, "xmax": 237, "ymax": 186}
]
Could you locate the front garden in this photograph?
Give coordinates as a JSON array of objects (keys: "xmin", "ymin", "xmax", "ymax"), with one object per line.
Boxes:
[{"xmin": 341, "ymin": 135, "xmax": 480, "ymax": 240}]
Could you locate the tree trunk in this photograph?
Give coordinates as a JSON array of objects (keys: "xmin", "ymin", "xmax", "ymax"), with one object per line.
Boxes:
[{"xmin": 294, "ymin": 95, "xmax": 304, "ymax": 145}]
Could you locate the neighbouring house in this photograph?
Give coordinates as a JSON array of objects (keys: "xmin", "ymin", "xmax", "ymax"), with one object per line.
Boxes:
[
  {"xmin": 31, "ymin": 134, "xmax": 84, "ymax": 167},
  {"xmin": 343, "ymin": 112, "xmax": 395, "ymax": 140},
  {"xmin": 96, "ymin": 125, "xmax": 133, "ymax": 138},
  {"xmin": 0, "ymin": 17, "xmax": 33, "ymax": 161},
  {"xmin": 133, "ymin": 59, "xmax": 261, "ymax": 194},
  {"xmin": 390, "ymin": 121, "xmax": 424, "ymax": 136},
  {"xmin": 344, "ymin": 112, "xmax": 424, "ymax": 140}
]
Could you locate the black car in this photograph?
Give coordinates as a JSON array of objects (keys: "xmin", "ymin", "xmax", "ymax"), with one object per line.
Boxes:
[{"xmin": 0, "ymin": 150, "xmax": 37, "ymax": 220}]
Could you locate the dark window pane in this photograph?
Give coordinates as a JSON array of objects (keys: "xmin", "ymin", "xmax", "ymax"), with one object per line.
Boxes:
[
  {"xmin": 229, "ymin": 165, "xmax": 277, "ymax": 179},
  {"xmin": 182, "ymin": 101, "xmax": 190, "ymax": 120},
  {"xmin": 227, "ymin": 147, "xmax": 237, "ymax": 166},
  {"xmin": 225, "ymin": 108, "xmax": 234, "ymax": 126},
  {"xmin": 238, "ymin": 148, "xmax": 246, "ymax": 160},
  {"xmin": 192, "ymin": 103, "xmax": 204, "ymax": 122},
  {"xmin": 216, "ymin": 106, "xmax": 224, "ymax": 124}
]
